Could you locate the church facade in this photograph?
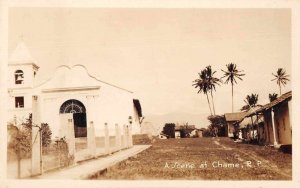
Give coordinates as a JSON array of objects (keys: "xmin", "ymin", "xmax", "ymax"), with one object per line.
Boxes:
[{"xmin": 7, "ymin": 41, "xmax": 143, "ymax": 139}]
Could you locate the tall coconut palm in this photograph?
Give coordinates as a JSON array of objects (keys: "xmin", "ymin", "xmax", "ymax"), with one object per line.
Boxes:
[
  {"xmin": 193, "ymin": 69, "xmax": 213, "ymax": 116},
  {"xmin": 271, "ymin": 68, "xmax": 290, "ymax": 95},
  {"xmin": 269, "ymin": 93, "xmax": 278, "ymax": 102},
  {"xmin": 221, "ymin": 63, "xmax": 245, "ymax": 112},
  {"xmin": 205, "ymin": 66, "xmax": 221, "ymax": 115}
]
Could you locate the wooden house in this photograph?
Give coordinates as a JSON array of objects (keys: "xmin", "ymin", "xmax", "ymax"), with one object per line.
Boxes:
[{"xmin": 224, "ymin": 112, "xmax": 247, "ymax": 137}]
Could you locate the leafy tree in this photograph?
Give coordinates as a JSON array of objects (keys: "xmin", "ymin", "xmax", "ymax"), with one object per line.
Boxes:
[
  {"xmin": 207, "ymin": 115, "xmax": 227, "ymax": 137},
  {"xmin": 221, "ymin": 63, "xmax": 245, "ymax": 112},
  {"xmin": 271, "ymin": 68, "xmax": 290, "ymax": 95},
  {"xmin": 162, "ymin": 123, "xmax": 175, "ymax": 138},
  {"xmin": 269, "ymin": 93, "xmax": 278, "ymax": 102}
]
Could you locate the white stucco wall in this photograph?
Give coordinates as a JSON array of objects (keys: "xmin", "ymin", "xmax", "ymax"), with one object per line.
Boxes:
[
  {"xmin": 8, "ymin": 64, "xmax": 138, "ymax": 139},
  {"xmin": 93, "ymin": 83, "xmax": 133, "ymax": 137},
  {"xmin": 7, "ymin": 63, "xmax": 37, "ymax": 125},
  {"xmin": 8, "ymin": 64, "xmax": 37, "ymax": 89}
]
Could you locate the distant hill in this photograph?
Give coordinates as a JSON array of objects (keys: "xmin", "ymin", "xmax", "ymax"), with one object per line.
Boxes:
[{"xmin": 143, "ymin": 112, "xmax": 210, "ymax": 135}]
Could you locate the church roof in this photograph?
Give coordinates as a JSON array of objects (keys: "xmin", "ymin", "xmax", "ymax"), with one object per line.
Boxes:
[{"xmin": 9, "ymin": 41, "xmax": 39, "ymax": 68}]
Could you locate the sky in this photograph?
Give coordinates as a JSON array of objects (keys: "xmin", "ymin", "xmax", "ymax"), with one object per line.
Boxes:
[{"xmin": 8, "ymin": 8, "xmax": 291, "ymax": 118}]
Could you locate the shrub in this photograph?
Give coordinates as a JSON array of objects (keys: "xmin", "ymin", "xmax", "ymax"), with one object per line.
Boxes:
[
  {"xmin": 41, "ymin": 123, "xmax": 52, "ymax": 147},
  {"xmin": 7, "ymin": 115, "xmax": 33, "ymax": 159},
  {"xmin": 7, "ymin": 113, "xmax": 53, "ymax": 159}
]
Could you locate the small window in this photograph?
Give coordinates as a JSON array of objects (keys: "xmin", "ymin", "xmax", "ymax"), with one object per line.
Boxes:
[
  {"xmin": 15, "ymin": 70, "xmax": 24, "ymax": 84},
  {"xmin": 15, "ymin": 97, "xmax": 24, "ymax": 108}
]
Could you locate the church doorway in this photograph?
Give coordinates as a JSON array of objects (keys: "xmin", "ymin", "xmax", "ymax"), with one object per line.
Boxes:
[{"xmin": 59, "ymin": 99, "xmax": 87, "ymax": 137}]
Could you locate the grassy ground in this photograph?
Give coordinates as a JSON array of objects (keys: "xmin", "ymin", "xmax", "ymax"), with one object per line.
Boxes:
[{"xmin": 95, "ymin": 137, "xmax": 292, "ymax": 180}]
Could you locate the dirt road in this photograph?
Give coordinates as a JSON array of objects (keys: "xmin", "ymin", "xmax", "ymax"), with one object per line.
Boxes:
[{"xmin": 94, "ymin": 137, "xmax": 292, "ymax": 180}]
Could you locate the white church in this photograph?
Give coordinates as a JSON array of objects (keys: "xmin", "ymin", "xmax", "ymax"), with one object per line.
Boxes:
[{"xmin": 7, "ymin": 41, "xmax": 143, "ymax": 139}]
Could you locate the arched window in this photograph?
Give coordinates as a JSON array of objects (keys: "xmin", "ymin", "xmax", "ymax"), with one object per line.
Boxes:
[
  {"xmin": 15, "ymin": 70, "xmax": 24, "ymax": 84},
  {"xmin": 59, "ymin": 99, "xmax": 86, "ymax": 114}
]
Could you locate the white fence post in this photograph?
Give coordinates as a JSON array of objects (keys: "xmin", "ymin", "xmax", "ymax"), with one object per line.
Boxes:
[
  {"xmin": 115, "ymin": 123, "xmax": 121, "ymax": 150},
  {"xmin": 67, "ymin": 119, "xmax": 75, "ymax": 161},
  {"xmin": 31, "ymin": 126, "xmax": 41, "ymax": 176},
  {"xmin": 122, "ymin": 124, "xmax": 128, "ymax": 149},
  {"xmin": 128, "ymin": 124, "xmax": 133, "ymax": 147},
  {"xmin": 31, "ymin": 96, "xmax": 41, "ymax": 176},
  {"xmin": 104, "ymin": 123, "xmax": 110, "ymax": 154},
  {"xmin": 87, "ymin": 121, "xmax": 96, "ymax": 158}
]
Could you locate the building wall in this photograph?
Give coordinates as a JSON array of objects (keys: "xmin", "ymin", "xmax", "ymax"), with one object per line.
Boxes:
[
  {"xmin": 7, "ymin": 64, "xmax": 36, "ymax": 124},
  {"xmin": 227, "ymin": 122, "xmax": 235, "ymax": 137},
  {"xmin": 92, "ymin": 83, "xmax": 133, "ymax": 137},
  {"xmin": 263, "ymin": 110, "xmax": 274, "ymax": 145},
  {"xmin": 38, "ymin": 85, "xmax": 134, "ymax": 138},
  {"xmin": 8, "ymin": 64, "xmax": 36, "ymax": 89},
  {"xmin": 274, "ymin": 102, "xmax": 292, "ymax": 145},
  {"xmin": 7, "ymin": 90, "xmax": 33, "ymax": 125},
  {"xmin": 8, "ymin": 65, "xmax": 138, "ymax": 139},
  {"xmin": 263, "ymin": 101, "xmax": 292, "ymax": 145}
]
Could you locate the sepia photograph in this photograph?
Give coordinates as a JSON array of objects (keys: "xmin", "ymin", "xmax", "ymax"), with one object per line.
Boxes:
[{"xmin": 1, "ymin": 0, "xmax": 300, "ymax": 187}]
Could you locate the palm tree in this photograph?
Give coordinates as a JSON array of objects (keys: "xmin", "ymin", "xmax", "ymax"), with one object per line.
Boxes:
[
  {"xmin": 193, "ymin": 69, "xmax": 213, "ymax": 115},
  {"xmin": 246, "ymin": 93, "xmax": 259, "ymax": 107},
  {"xmin": 271, "ymin": 68, "xmax": 290, "ymax": 95},
  {"xmin": 240, "ymin": 94, "xmax": 259, "ymax": 111},
  {"xmin": 205, "ymin": 66, "xmax": 221, "ymax": 115},
  {"xmin": 221, "ymin": 63, "xmax": 245, "ymax": 112},
  {"xmin": 269, "ymin": 93, "xmax": 278, "ymax": 102}
]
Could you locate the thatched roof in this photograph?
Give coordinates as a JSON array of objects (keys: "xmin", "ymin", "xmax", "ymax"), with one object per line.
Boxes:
[
  {"xmin": 224, "ymin": 112, "xmax": 247, "ymax": 122},
  {"xmin": 133, "ymin": 99, "xmax": 142, "ymax": 117}
]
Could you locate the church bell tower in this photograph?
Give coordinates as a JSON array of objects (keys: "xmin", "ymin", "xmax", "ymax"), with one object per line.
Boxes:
[{"xmin": 8, "ymin": 40, "xmax": 39, "ymax": 121}]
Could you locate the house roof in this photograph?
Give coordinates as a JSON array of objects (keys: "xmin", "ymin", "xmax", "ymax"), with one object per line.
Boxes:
[
  {"xmin": 238, "ymin": 106, "xmax": 262, "ymax": 121},
  {"xmin": 224, "ymin": 111, "xmax": 247, "ymax": 122},
  {"xmin": 239, "ymin": 114, "xmax": 264, "ymax": 128},
  {"xmin": 257, "ymin": 91, "xmax": 292, "ymax": 112},
  {"xmin": 133, "ymin": 99, "xmax": 142, "ymax": 117},
  {"xmin": 236, "ymin": 91, "xmax": 292, "ymax": 123}
]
